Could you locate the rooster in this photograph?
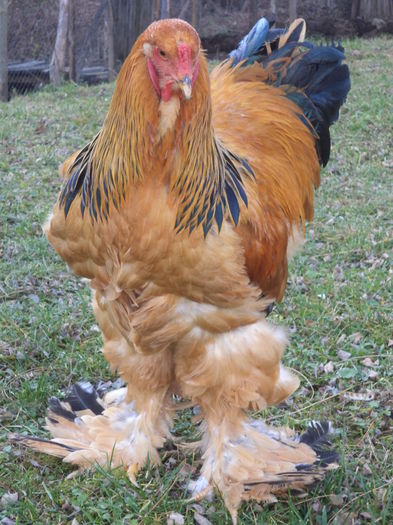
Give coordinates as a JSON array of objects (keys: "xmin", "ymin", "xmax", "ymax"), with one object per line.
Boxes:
[{"xmin": 14, "ymin": 17, "xmax": 350, "ymax": 522}]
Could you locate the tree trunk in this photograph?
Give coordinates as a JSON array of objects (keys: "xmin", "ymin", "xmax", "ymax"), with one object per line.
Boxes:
[
  {"xmin": 270, "ymin": 0, "xmax": 276, "ymax": 15},
  {"xmin": 68, "ymin": 0, "xmax": 75, "ymax": 81},
  {"xmin": 154, "ymin": 0, "xmax": 161, "ymax": 20},
  {"xmin": 352, "ymin": 0, "xmax": 393, "ymax": 19},
  {"xmin": 191, "ymin": 0, "xmax": 201, "ymax": 30},
  {"xmin": 0, "ymin": 0, "xmax": 7, "ymax": 102},
  {"xmin": 50, "ymin": 0, "xmax": 70, "ymax": 85},
  {"xmin": 289, "ymin": 0, "xmax": 297, "ymax": 21},
  {"xmin": 161, "ymin": 0, "xmax": 170, "ymax": 18}
]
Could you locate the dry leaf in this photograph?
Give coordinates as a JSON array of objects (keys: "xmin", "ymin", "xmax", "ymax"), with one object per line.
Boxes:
[
  {"xmin": 1, "ymin": 518, "xmax": 16, "ymax": 525},
  {"xmin": 335, "ymin": 511, "xmax": 356, "ymax": 525},
  {"xmin": 361, "ymin": 357, "xmax": 378, "ymax": 368},
  {"xmin": 0, "ymin": 492, "xmax": 18, "ymax": 509},
  {"xmin": 312, "ymin": 500, "xmax": 322, "ymax": 512},
  {"xmin": 329, "ymin": 493, "xmax": 344, "ymax": 506},
  {"xmin": 367, "ymin": 369, "xmax": 379, "ymax": 380},
  {"xmin": 194, "ymin": 513, "xmax": 212, "ymax": 525},
  {"xmin": 342, "ymin": 391, "xmax": 374, "ymax": 402},
  {"xmin": 337, "ymin": 350, "xmax": 351, "ymax": 361},
  {"xmin": 324, "ymin": 361, "xmax": 335, "ymax": 374},
  {"xmin": 192, "ymin": 504, "xmax": 205, "ymax": 514},
  {"xmin": 167, "ymin": 512, "xmax": 185, "ymax": 525},
  {"xmin": 349, "ymin": 332, "xmax": 363, "ymax": 344}
]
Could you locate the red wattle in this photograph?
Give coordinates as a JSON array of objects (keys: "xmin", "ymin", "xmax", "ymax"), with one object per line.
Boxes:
[{"xmin": 161, "ymin": 82, "xmax": 173, "ymax": 102}]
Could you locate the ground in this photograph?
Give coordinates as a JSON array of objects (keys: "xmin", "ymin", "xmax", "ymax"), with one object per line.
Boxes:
[{"xmin": 0, "ymin": 37, "xmax": 392, "ymax": 525}]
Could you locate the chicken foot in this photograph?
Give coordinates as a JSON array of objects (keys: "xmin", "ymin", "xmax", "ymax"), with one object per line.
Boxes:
[{"xmin": 175, "ymin": 317, "xmax": 335, "ymax": 523}]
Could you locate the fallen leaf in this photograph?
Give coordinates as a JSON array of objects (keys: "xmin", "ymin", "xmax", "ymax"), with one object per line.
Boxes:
[
  {"xmin": 312, "ymin": 500, "xmax": 322, "ymax": 512},
  {"xmin": 324, "ymin": 361, "xmax": 335, "ymax": 374},
  {"xmin": 29, "ymin": 459, "xmax": 42, "ymax": 469},
  {"xmin": 167, "ymin": 512, "xmax": 184, "ymax": 525},
  {"xmin": 0, "ymin": 492, "xmax": 18, "ymax": 509},
  {"xmin": 361, "ymin": 357, "xmax": 378, "ymax": 368},
  {"xmin": 342, "ymin": 391, "xmax": 374, "ymax": 402},
  {"xmin": 192, "ymin": 504, "xmax": 205, "ymax": 514},
  {"xmin": 349, "ymin": 332, "xmax": 363, "ymax": 344},
  {"xmin": 1, "ymin": 518, "xmax": 16, "ymax": 525},
  {"xmin": 366, "ymin": 369, "xmax": 379, "ymax": 380},
  {"xmin": 194, "ymin": 513, "xmax": 212, "ymax": 525},
  {"xmin": 337, "ymin": 349, "xmax": 351, "ymax": 361},
  {"xmin": 329, "ymin": 493, "xmax": 344, "ymax": 506},
  {"xmin": 360, "ymin": 512, "xmax": 372, "ymax": 520},
  {"xmin": 335, "ymin": 511, "xmax": 356, "ymax": 525},
  {"xmin": 362, "ymin": 463, "xmax": 372, "ymax": 475}
]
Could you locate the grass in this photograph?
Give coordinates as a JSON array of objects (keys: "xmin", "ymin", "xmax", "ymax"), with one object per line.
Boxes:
[{"xmin": 0, "ymin": 36, "xmax": 392, "ymax": 524}]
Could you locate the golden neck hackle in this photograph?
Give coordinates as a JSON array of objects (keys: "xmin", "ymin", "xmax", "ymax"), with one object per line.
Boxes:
[{"xmin": 87, "ymin": 49, "xmax": 223, "ymax": 228}]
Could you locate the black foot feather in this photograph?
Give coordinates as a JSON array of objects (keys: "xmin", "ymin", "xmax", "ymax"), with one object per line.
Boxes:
[{"xmin": 299, "ymin": 420, "xmax": 338, "ymax": 467}]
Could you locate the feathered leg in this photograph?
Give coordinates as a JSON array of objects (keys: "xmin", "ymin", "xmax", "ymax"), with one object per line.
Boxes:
[
  {"xmin": 13, "ymin": 373, "xmax": 173, "ymax": 482},
  {"xmin": 13, "ymin": 292, "xmax": 175, "ymax": 481},
  {"xmin": 175, "ymin": 318, "xmax": 337, "ymax": 523}
]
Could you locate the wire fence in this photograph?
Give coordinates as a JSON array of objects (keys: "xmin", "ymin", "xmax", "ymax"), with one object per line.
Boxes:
[
  {"xmin": 2, "ymin": 0, "xmax": 390, "ymax": 101},
  {"xmin": 7, "ymin": 0, "xmax": 110, "ymax": 97}
]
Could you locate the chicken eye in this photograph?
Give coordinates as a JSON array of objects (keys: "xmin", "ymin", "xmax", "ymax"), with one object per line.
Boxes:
[{"xmin": 159, "ymin": 49, "xmax": 167, "ymax": 58}]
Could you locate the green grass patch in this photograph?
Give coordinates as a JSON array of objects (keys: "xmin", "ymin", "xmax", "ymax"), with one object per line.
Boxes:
[{"xmin": 1, "ymin": 37, "xmax": 392, "ymax": 524}]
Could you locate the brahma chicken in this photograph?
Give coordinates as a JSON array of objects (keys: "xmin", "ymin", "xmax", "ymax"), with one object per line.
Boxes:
[{"xmin": 15, "ymin": 16, "xmax": 350, "ymax": 522}]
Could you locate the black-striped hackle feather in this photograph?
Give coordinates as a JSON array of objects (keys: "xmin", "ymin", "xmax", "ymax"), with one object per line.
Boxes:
[
  {"xmin": 59, "ymin": 135, "xmax": 98, "ymax": 219},
  {"xmin": 59, "ymin": 128, "xmax": 253, "ymax": 238},
  {"xmin": 173, "ymin": 136, "xmax": 253, "ymax": 237}
]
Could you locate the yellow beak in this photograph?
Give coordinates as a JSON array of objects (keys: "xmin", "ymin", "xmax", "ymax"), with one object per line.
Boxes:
[{"xmin": 178, "ymin": 75, "xmax": 192, "ymax": 100}]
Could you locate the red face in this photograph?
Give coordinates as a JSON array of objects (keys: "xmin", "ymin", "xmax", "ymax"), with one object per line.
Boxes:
[{"xmin": 144, "ymin": 41, "xmax": 199, "ymax": 102}]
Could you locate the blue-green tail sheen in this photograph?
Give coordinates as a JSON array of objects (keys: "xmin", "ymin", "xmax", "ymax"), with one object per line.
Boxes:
[{"xmin": 229, "ymin": 17, "xmax": 351, "ymax": 166}]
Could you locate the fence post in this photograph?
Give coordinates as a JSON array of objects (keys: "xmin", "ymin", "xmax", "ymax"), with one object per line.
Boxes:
[
  {"xmin": 68, "ymin": 0, "xmax": 75, "ymax": 81},
  {"xmin": 50, "ymin": 0, "xmax": 70, "ymax": 85},
  {"xmin": 191, "ymin": 0, "xmax": 200, "ymax": 30},
  {"xmin": 161, "ymin": 0, "xmax": 170, "ymax": 18},
  {"xmin": 0, "ymin": 0, "xmax": 8, "ymax": 102}
]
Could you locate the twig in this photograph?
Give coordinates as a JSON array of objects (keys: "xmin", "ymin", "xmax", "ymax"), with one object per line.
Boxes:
[{"xmin": 267, "ymin": 387, "xmax": 353, "ymax": 421}]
